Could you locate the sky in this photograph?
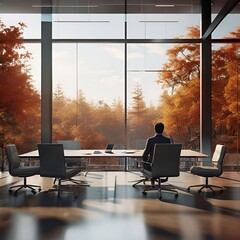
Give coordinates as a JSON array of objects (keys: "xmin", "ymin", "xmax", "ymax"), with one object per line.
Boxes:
[{"xmin": 1, "ymin": 12, "xmax": 239, "ymax": 106}]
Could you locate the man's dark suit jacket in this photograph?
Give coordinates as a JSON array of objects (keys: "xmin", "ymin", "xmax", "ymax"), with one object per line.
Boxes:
[{"xmin": 142, "ymin": 134, "xmax": 171, "ymax": 171}]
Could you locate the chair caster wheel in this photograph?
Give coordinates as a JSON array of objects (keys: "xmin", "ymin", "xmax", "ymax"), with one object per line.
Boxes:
[
  {"xmin": 198, "ymin": 189, "xmax": 202, "ymax": 193},
  {"xmin": 159, "ymin": 196, "xmax": 162, "ymax": 200},
  {"xmin": 142, "ymin": 191, "xmax": 147, "ymax": 196},
  {"xmin": 32, "ymin": 190, "xmax": 37, "ymax": 194},
  {"xmin": 187, "ymin": 187, "xmax": 190, "ymax": 192},
  {"xmin": 38, "ymin": 188, "xmax": 41, "ymax": 192},
  {"xmin": 174, "ymin": 194, "xmax": 178, "ymax": 198}
]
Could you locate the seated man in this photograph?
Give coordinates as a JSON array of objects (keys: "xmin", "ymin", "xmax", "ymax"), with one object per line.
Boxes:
[{"xmin": 142, "ymin": 122, "xmax": 171, "ymax": 185}]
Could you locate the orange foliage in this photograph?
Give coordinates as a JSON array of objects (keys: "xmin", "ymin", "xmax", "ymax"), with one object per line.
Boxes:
[{"xmin": 0, "ymin": 20, "xmax": 40, "ymax": 153}]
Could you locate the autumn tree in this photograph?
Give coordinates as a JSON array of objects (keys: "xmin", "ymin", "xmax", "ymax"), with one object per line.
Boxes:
[
  {"xmin": 156, "ymin": 26, "xmax": 200, "ymax": 148},
  {"xmin": 156, "ymin": 26, "xmax": 200, "ymax": 93},
  {"xmin": 128, "ymin": 82, "xmax": 154, "ymax": 146},
  {"xmin": 157, "ymin": 25, "xmax": 240, "ymax": 152},
  {"xmin": 0, "ymin": 20, "xmax": 40, "ymax": 154}
]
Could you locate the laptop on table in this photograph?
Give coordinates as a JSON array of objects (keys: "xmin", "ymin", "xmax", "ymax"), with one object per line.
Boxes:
[{"xmin": 105, "ymin": 144, "xmax": 114, "ymax": 154}]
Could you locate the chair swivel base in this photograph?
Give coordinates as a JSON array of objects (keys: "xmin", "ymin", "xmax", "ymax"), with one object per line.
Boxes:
[
  {"xmin": 187, "ymin": 184, "xmax": 223, "ymax": 193},
  {"xmin": 9, "ymin": 184, "xmax": 41, "ymax": 195},
  {"xmin": 132, "ymin": 178, "xmax": 149, "ymax": 187},
  {"xmin": 187, "ymin": 177, "xmax": 223, "ymax": 193},
  {"xmin": 132, "ymin": 177, "xmax": 168, "ymax": 187},
  {"xmin": 142, "ymin": 183, "xmax": 178, "ymax": 200},
  {"xmin": 53, "ymin": 178, "xmax": 90, "ymax": 187},
  {"xmin": 142, "ymin": 188, "xmax": 178, "ymax": 200}
]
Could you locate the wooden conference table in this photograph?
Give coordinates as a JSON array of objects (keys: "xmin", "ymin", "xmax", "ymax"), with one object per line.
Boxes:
[{"xmin": 19, "ymin": 149, "xmax": 208, "ymax": 159}]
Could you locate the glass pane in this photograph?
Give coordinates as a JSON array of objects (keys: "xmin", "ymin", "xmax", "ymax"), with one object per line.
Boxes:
[
  {"xmin": 212, "ymin": 14, "xmax": 240, "ymax": 39},
  {"xmin": 127, "ymin": 42, "xmax": 200, "ymax": 170},
  {"xmin": 52, "ymin": 43, "xmax": 125, "ymax": 170},
  {"xmin": 0, "ymin": 40, "xmax": 41, "ymax": 158},
  {"xmin": 212, "ymin": 43, "xmax": 240, "ymax": 171},
  {"xmin": 127, "ymin": 13, "xmax": 200, "ymax": 39},
  {"xmin": 53, "ymin": 14, "xmax": 125, "ymax": 39},
  {"xmin": 0, "ymin": 14, "xmax": 41, "ymax": 39}
]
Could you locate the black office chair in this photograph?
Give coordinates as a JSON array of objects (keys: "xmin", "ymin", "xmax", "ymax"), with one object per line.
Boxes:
[
  {"xmin": 187, "ymin": 144, "xmax": 226, "ymax": 193},
  {"xmin": 6, "ymin": 144, "xmax": 41, "ymax": 195},
  {"xmin": 141, "ymin": 144, "xmax": 182, "ymax": 200},
  {"xmin": 56, "ymin": 140, "xmax": 82, "ymax": 166},
  {"xmin": 38, "ymin": 143, "xmax": 89, "ymax": 197}
]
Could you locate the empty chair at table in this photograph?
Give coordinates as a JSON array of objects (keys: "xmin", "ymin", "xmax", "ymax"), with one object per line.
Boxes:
[
  {"xmin": 6, "ymin": 144, "xmax": 41, "ymax": 195},
  {"xmin": 187, "ymin": 144, "xmax": 226, "ymax": 193},
  {"xmin": 56, "ymin": 140, "xmax": 82, "ymax": 167},
  {"xmin": 38, "ymin": 143, "xmax": 88, "ymax": 197}
]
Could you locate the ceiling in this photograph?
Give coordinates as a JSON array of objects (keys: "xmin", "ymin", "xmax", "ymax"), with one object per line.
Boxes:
[{"xmin": 0, "ymin": 0, "xmax": 239, "ymax": 14}]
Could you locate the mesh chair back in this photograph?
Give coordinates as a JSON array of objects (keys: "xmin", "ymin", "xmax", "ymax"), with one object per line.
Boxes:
[
  {"xmin": 151, "ymin": 144, "xmax": 182, "ymax": 178},
  {"xmin": 38, "ymin": 143, "xmax": 66, "ymax": 178},
  {"xmin": 5, "ymin": 144, "xmax": 21, "ymax": 176},
  {"xmin": 212, "ymin": 144, "xmax": 226, "ymax": 175}
]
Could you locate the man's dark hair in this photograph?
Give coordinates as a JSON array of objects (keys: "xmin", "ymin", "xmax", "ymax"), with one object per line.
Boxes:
[{"xmin": 155, "ymin": 122, "xmax": 164, "ymax": 134}]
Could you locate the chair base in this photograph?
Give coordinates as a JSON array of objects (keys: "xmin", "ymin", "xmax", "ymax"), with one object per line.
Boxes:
[
  {"xmin": 132, "ymin": 177, "xmax": 150, "ymax": 187},
  {"xmin": 9, "ymin": 177, "xmax": 41, "ymax": 195},
  {"xmin": 51, "ymin": 177, "xmax": 90, "ymax": 198},
  {"xmin": 187, "ymin": 177, "xmax": 224, "ymax": 193},
  {"xmin": 132, "ymin": 177, "xmax": 168, "ymax": 187},
  {"xmin": 53, "ymin": 178, "xmax": 90, "ymax": 187},
  {"xmin": 142, "ymin": 178, "xmax": 178, "ymax": 200}
]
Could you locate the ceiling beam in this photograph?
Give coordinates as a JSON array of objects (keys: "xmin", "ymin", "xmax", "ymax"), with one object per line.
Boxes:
[{"xmin": 202, "ymin": 0, "xmax": 239, "ymax": 40}]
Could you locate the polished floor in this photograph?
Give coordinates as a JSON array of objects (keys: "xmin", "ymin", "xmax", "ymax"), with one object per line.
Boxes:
[{"xmin": 0, "ymin": 170, "xmax": 240, "ymax": 240}]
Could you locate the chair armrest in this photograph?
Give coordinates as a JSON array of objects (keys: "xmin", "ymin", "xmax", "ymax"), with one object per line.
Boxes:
[
  {"xmin": 212, "ymin": 161, "xmax": 217, "ymax": 167},
  {"xmin": 140, "ymin": 160, "xmax": 152, "ymax": 166}
]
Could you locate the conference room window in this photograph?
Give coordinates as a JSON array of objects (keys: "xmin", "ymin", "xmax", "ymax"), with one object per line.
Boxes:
[
  {"xmin": 0, "ymin": 14, "xmax": 41, "ymax": 154},
  {"xmin": 127, "ymin": 42, "xmax": 201, "ymax": 145},
  {"xmin": 212, "ymin": 43, "xmax": 240, "ymax": 170},
  {"xmin": 127, "ymin": 42, "xmax": 200, "ymax": 170},
  {"xmin": 52, "ymin": 43, "xmax": 125, "ymax": 170}
]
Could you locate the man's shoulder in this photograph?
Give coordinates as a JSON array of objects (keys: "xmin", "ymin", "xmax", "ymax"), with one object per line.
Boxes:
[
  {"xmin": 163, "ymin": 135, "xmax": 171, "ymax": 142},
  {"xmin": 157, "ymin": 134, "xmax": 171, "ymax": 143}
]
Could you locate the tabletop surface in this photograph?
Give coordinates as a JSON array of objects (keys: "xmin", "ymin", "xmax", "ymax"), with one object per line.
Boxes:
[{"xmin": 19, "ymin": 149, "xmax": 208, "ymax": 158}]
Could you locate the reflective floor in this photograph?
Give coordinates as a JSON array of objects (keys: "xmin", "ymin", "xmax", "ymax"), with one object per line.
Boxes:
[{"xmin": 0, "ymin": 171, "xmax": 240, "ymax": 240}]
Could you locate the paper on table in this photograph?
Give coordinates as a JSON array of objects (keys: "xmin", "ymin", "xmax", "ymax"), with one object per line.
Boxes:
[{"xmin": 125, "ymin": 150, "xmax": 136, "ymax": 154}]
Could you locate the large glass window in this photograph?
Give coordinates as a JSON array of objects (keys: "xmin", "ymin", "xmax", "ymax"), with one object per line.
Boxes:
[
  {"xmin": 127, "ymin": 42, "xmax": 200, "ymax": 170},
  {"xmin": 1, "ymin": 0, "xmax": 239, "ymax": 171},
  {"xmin": 0, "ymin": 14, "xmax": 41, "ymax": 160},
  {"xmin": 52, "ymin": 43, "xmax": 125, "ymax": 170},
  {"xmin": 212, "ymin": 43, "xmax": 240, "ymax": 170}
]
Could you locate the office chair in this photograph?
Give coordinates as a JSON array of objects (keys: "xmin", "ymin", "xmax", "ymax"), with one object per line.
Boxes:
[
  {"xmin": 187, "ymin": 144, "xmax": 226, "ymax": 193},
  {"xmin": 56, "ymin": 140, "xmax": 81, "ymax": 166},
  {"xmin": 57, "ymin": 140, "xmax": 90, "ymax": 176},
  {"xmin": 38, "ymin": 143, "xmax": 89, "ymax": 198},
  {"xmin": 6, "ymin": 144, "xmax": 41, "ymax": 195},
  {"xmin": 141, "ymin": 143, "xmax": 182, "ymax": 200},
  {"xmin": 130, "ymin": 140, "xmax": 146, "ymax": 170}
]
